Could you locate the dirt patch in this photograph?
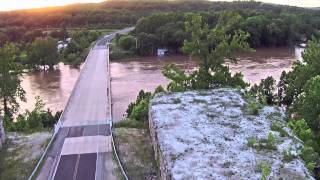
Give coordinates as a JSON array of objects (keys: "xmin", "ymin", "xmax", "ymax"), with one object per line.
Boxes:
[
  {"xmin": 0, "ymin": 131, "xmax": 51, "ymax": 180},
  {"xmin": 113, "ymin": 128, "xmax": 159, "ymax": 180}
]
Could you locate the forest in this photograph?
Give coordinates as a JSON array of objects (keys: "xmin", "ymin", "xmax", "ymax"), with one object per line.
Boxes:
[
  {"xmin": 1, "ymin": 0, "xmax": 320, "ymax": 60},
  {"xmin": 117, "ymin": 10, "xmax": 320, "ymax": 56}
]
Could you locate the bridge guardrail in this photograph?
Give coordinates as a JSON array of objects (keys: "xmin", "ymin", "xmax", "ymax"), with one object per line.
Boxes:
[
  {"xmin": 107, "ymin": 42, "xmax": 129, "ymax": 180},
  {"xmin": 29, "ymin": 28, "xmax": 133, "ymax": 180},
  {"xmin": 28, "ymin": 36, "xmax": 93, "ymax": 180}
]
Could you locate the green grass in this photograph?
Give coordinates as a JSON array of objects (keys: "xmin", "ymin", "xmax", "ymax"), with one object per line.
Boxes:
[
  {"xmin": 113, "ymin": 118, "xmax": 148, "ymax": 129},
  {"xmin": 270, "ymin": 122, "xmax": 289, "ymax": 137},
  {"xmin": 113, "ymin": 128, "xmax": 159, "ymax": 180},
  {"xmin": 0, "ymin": 132, "xmax": 51, "ymax": 180}
]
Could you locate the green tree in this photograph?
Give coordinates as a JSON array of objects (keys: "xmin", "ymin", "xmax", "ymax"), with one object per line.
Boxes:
[
  {"xmin": 163, "ymin": 12, "xmax": 251, "ymax": 90},
  {"xmin": 118, "ymin": 35, "xmax": 135, "ymax": 50},
  {"xmin": 280, "ymin": 39, "xmax": 320, "ymax": 107},
  {"xmin": 136, "ymin": 32, "xmax": 158, "ymax": 56},
  {"xmin": 296, "ymin": 75, "xmax": 320, "ymax": 131},
  {"xmin": 29, "ymin": 37, "xmax": 59, "ymax": 70},
  {"xmin": 162, "ymin": 64, "xmax": 193, "ymax": 92},
  {"xmin": 251, "ymin": 76, "xmax": 276, "ymax": 105},
  {"xmin": 0, "ymin": 43, "xmax": 25, "ymax": 118},
  {"xmin": 240, "ymin": 15, "xmax": 266, "ymax": 47},
  {"xmin": 126, "ymin": 90, "xmax": 151, "ymax": 119}
]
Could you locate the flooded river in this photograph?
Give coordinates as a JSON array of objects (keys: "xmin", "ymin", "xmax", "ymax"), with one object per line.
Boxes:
[{"xmin": 20, "ymin": 47, "xmax": 303, "ymax": 121}]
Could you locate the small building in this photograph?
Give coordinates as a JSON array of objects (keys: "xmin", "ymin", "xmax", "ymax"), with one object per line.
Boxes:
[
  {"xmin": 157, "ymin": 48, "xmax": 168, "ymax": 57},
  {"xmin": 57, "ymin": 41, "xmax": 68, "ymax": 52}
]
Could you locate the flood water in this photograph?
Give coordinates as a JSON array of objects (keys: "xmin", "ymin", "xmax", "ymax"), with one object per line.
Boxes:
[{"xmin": 20, "ymin": 47, "xmax": 304, "ymax": 121}]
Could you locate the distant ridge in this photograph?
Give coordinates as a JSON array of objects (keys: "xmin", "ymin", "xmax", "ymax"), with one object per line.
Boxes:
[{"xmin": 0, "ymin": 0, "xmax": 319, "ymax": 29}]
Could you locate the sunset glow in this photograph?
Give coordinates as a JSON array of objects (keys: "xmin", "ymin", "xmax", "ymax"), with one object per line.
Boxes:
[
  {"xmin": 0, "ymin": 0, "xmax": 106, "ymax": 11},
  {"xmin": 0, "ymin": 0, "xmax": 319, "ymax": 11}
]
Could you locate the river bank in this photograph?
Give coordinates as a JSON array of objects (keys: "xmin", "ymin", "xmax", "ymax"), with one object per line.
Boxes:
[{"xmin": 18, "ymin": 46, "xmax": 303, "ymax": 121}]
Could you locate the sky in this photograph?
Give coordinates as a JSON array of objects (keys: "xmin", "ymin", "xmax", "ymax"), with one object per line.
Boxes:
[{"xmin": 0, "ymin": 0, "xmax": 319, "ymax": 11}]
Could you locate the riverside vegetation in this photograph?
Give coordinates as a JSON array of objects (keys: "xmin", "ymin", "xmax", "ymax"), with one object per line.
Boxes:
[
  {"xmin": 123, "ymin": 12, "xmax": 320, "ymax": 179},
  {"xmin": 0, "ymin": 0, "xmax": 320, "ymax": 179}
]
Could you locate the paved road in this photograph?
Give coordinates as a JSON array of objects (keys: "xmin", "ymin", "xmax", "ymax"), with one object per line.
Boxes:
[{"xmin": 36, "ymin": 27, "xmax": 133, "ymax": 180}]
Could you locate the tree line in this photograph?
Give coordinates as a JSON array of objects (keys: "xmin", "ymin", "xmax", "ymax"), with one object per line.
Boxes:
[
  {"xmin": 0, "ymin": 0, "xmax": 318, "ymax": 29},
  {"xmin": 123, "ymin": 10, "xmax": 320, "ymax": 56},
  {"xmin": 0, "ymin": 29, "xmax": 101, "ymax": 127}
]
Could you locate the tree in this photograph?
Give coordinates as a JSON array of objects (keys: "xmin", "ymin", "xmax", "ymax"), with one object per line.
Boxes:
[
  {"xmin": 136, "ymin": 32, "xmax": 159, "ymax": 56},
  {"xmin": 29, "ymin": 37, "xmax": 59, "ymax": 70},
  {"xmin": 296, "ymin": 75, "xmax": 320, "ymax": 131},
  {"xmin": 49, "ymin": 28, "xmax": 69, "ymax": 40},
  {"xmin": 280, "ymin": 39, "xmax": 320, "ymax": 107},
  {"xmin": 240, "ymin": 15, "xmax": 266, "ymax": 47},
  {"xmin": 118, "ymin": 35, "xmax": 135, "ymax": 50},
  {"xmin": 126, "ymin": 90, "xmax": 151, "ymax": 121},
  {"xmin": 251, "ymin": 76, "xmax": 276, "ymax": 105},
  {"xmin": 23, "ymin": 30, "xmax": 44, "ymax": 43},
  {"xmin": 163, "ymin": 12, "xmax": 251, "ymax": 91},
  {"xmin": 0, "ymin": 43, "xmax": 25, "ymax": 118}
]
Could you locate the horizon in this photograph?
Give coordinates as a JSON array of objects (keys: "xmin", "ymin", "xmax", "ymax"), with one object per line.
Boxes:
[{"xmin": 0, "ymin": 0, "xmax": 319, "ymax": 12}]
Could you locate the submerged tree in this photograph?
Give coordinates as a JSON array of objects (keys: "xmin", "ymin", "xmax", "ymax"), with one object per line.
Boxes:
[
  {"xmin": 163, "ymin": 12, "xmax": 251, "ymax": 91},
  {"xmin": 0, "ymin": 43, "xmax": 26, "ymax": 118},
  {"xmin": 28, "ymin": 37, "xmax": 59, "ymax": 70}
]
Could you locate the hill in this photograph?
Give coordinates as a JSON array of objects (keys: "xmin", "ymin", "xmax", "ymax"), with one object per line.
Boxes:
[{"xmin": 0, "ymin": 0, "xmax": 319, "ymax": 29}]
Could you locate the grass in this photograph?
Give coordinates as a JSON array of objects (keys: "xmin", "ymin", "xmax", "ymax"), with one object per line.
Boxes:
[
  {"xmin": 192, "ymin": 98, "xmax": 207, "ymax": 104},
  {"xmin": 257, "ymin": 161, "xmax": 271, "ymax": 180},
  {"xmin": 283, "ymin": 148, "xmax": 296, "ymax": 162},
  {"xmin": 0, "ymin": 132, "xmax": 51, "ymax": 180},
  {"xmin": 247, "ymin": 132, "xmax": 276, "ymax": 150},
  {"xmin": 242, "ymin": 93, "xmax": 264, "ymax": 115},
  {"xmin": 113, "ymin": 118, "xmax": 148, "ymax": 129},
  {"xmin": 247, "ymin": 137, "xmax": 257, "ymax": 148},
  {"xmin": 270, "ymin": 122, "xmax": 289, "ymax": 137},
  {"xmin": 113, "ymin": 127, "xmax": 159, "ymax": 180},
  {"xmin": 112, "ymin": 147, "xmax": 126, "ymax": 180}
]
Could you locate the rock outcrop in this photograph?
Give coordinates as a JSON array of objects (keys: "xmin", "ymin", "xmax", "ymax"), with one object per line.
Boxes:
[
  {"xmin": 149, "ymin": 89, "xmax": 313, "ymax": 180},
  {"xmin": 0, "ymin": 116, "xmax": 5, "ymax": 149}
]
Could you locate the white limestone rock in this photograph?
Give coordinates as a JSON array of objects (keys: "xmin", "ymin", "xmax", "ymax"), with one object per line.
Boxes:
[{"xmin": 149, "ymin": 88, "xmax": 313, "ymax": 180}]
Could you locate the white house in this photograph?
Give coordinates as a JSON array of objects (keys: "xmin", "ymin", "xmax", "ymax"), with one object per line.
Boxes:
[{"xmin": 157, "ymin": 48, "xmax": 168, "ymax": 57}]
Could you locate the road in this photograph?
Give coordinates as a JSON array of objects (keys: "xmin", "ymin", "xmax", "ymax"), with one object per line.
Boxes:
[{"xmin": 36, "ymin": 27, "xmax": 133, "ymax": 180}]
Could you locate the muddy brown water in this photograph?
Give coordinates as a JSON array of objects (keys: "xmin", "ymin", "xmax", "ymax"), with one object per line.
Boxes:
[{"xmin": 20, "ymin": 47, "xmax": 303, "ymax": 121}]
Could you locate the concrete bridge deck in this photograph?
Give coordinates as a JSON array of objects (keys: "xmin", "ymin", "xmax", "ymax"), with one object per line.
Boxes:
[{"xmin": 35, "ymin": 28, "xmax": 133, "ymax": 180}]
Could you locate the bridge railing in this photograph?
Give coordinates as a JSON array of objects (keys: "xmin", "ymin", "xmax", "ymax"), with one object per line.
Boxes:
[
  {"xmin": 28, "ymin": 35, "xmax": 93, "ymax": 180},
  {"xmin": 29, "ymin": 28, "xmax": 133, "ymax": 180}
]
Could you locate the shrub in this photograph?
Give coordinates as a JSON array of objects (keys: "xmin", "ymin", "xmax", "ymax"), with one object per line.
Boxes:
[
  {"xmin": 118, "ymin": 35, "xmax": 136, "ymax": 50},
  {"xmin": 267, "ymin": 132, "xmax": 276, "ymax": 149},
  {"xmin": 250, "ymin": 77, "xmax": 276, "ymax": 105},
  {"xmin": 247, "ymin": 98, "xmax": 263, "ymax": 115},
  {"xmin": 283, "ymin": 148, "xmax": 296, "ymax": 162},
  {"xmin": 301, "ymin": 145, "xmax": 319, "ymax": 166},
  {"xmin": 257, "ymin": 161, "xmax": 271, "ymax": 180},
  {"xmin": 126, "ymin": 90, "xmax": 151, "ymax": 118},
  {"xmin": 296, "ymin": 75, "xmax": 320, "ymax": 131},
  {"xmin": 113, "ymin": 118, "xmax": 147, "ymax": 129},
  {"xmin": 271, "ymin": 122, "xmax": 288, "ymax": 137},
  {"xmin": 247, "ymin": 137, "xmax": 257, "ymax": 148},
  {"xmin": 154, "ymin": 85, "xmax": 166, "ymax": 94},
  {"xmin": 288, "ymin": 119, "xmax": 313, "ymax": 142},
  {"xmin": 3, "ymin": 96, "xmax": 61, "ymax": 132},
  {"xmin": 130, "ymin": 99, "xmax": 149, "ymax": 121}
]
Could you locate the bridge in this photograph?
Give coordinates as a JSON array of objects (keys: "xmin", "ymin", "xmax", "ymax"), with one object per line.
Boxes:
[{"xmin": 32, "ymin": 28, "xmax": 133, "ymax": 180}]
